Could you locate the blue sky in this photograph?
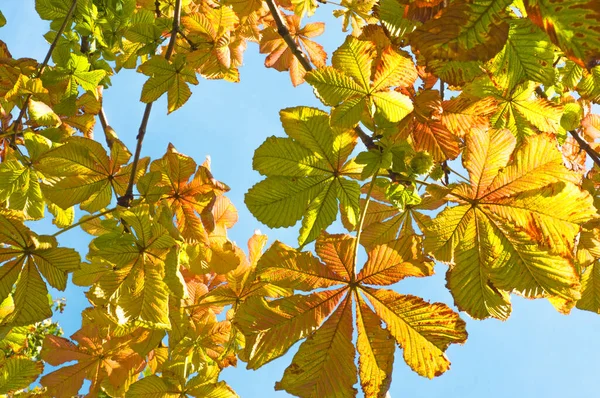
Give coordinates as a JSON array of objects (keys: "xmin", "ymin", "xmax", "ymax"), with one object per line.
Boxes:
[{"xmin": 3, "ymin": 2, "xmax": 600, "ymax": 397}]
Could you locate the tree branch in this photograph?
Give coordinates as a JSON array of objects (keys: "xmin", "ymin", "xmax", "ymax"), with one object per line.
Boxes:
[
  {"xmin": 265, "ymin": 0, "xmax": 376, "ymax": 151},
  {"xmin": 569, "ymin": 130, "xmax": 600, "ymax": 169},
  {"xmin": 119, "ymin": 0, "xmax": 183, "ymax": 207},
  {"xmin": 11, "ymin": 0, "xmax": 78, "ymax": 141},
  {"xmin": 52, "ymin": 207, "xmax": 117, "ymax": 237},
  {"xmin": 265, "ymin": 0, "xmax": 312, "ymax": 71}
]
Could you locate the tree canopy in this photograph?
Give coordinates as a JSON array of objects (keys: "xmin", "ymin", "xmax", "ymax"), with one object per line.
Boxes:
[{"xmin": 1, "ymin": 0, "xmax": 600, "ymax": 397}]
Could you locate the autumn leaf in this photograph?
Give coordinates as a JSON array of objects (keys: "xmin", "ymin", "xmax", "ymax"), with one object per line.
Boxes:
[
  {"xmin": 524, "ymin": 0, "xmax": 600, "ymax": 69},
  {"xmin": 76, "ymin": 205, "xmax": 175, "ymax": 329},
  {"xmin": 127, "ymin": 361, "xmax": 238, "ymax": 397},
  {"xmin": 408, "ymin": 0, "xmax": 510, "ymax": 85},
  {"xmin": 0, "ymin": 356, "xmax": 43, "ymax": 394},
  {"xmin": 235, "ymin": 232, "xmax": 466, "ymax": 397},
  {"xmin": 260, "ymin": 14, "xmax": 327, "ymax": 86},
  {"xmin": 425, "ymin": 128, "xmax": 596, "ymax": 319},
  {"xmin": 332, "ymin": 0, "xmax": 378, "ymax": 35},
  {"xmin": 146, "ymin": 144, "xmax": 229, "ymax": 244},
  {"xmin": 181, "ymin": 7, "xmax": 244, "ymax": 82},
  {"xmin": 463, "ymin": 78, "xmax": 563, "ymax": 139},
  {"xmin": 40, "ymin": 325, "xmax": 145, "ymax": 397}
]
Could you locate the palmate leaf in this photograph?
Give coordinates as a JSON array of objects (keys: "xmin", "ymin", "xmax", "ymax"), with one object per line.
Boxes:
[
  {"xmin": 77, "ymin": 205, "xmax": 175, "ymax": 329},
  {"xmin": 464, "ymin": 79, "xmax": 563, "ymax": 138},
  {"xmin": 0, "ymin": 132, "xmax": 53, "ymax": 220},
  {"xmin": 0, "ymin": 356, "xmax": 44, "ymax": 394},
  {"xmin": 424, "ymin": 128, "xmax": 596, "ymax": 320},
  {"xmin": 181, "ymin": 7, "xmax": 243, "ymax": 82},
  {"xmin": 40, "ymin": 325, "xmax": 145, "ymax": 397},
  {"xmin": 0, "ymin": 211, "xmax": 80, "ymax": 327},
  {"xmin": 139, "ymin": 55, "xmax": 199, "ymax": 113},
  {"xmin": 259, "ymin": 15, "xmax": 327, "ymax": 87},
  {"xmin": 332, "ymin": 0, "xmax": 378, "ymax": 35},
  {"xmin": 37, "ymin": 136, "xmax": 148, "ymax": 213},
  {"xmin": 145, "ymin": 144, "xmax": 229, "ymax": 244},
  {"xmin": 235, "ymin": 233, "xmax": 466, "ymax": 397},
  {"xmin": 246, "ymin": 106, "xmax": 363, "ymax": 246},
  {"xmin": 524, "ymin": 0, "xmax": 600, "ymax": 69},
  {"xmin": 127, "ymin": 361, "xmax": 238, "ymax": 397},
  {"xmin": 306, "ymin": 36, "xmax": 416, "ymax": 128},
  {"xmin": 196, "ymin": 232, "xmax": 289, "ymax": 310}
]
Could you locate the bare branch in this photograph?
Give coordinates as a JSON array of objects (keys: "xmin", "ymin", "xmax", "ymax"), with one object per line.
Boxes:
[{"xmin": 119, "ymin": 0, "xmax": 183, "ymax": 207}]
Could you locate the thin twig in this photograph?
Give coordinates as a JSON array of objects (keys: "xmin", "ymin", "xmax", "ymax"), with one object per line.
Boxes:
[
  {"xmin": 353, "ymin": 173, "xmax": 377, "ymax": 279},
  {"xmin": 11, "ymin": 0, "xmax": 78, "ymax": 141},
  {"xmin": 119, "ymin": 0, "xmax": 183, "ymax": 207},
  {"xmin": 570, "ymin": 130, "xmax": 600, "ymax": 169},
  {"xmin": 444, "ymin": 164, "xmax": 469, "ymax": 183},
  {"xmin": 52, "ymin": 207, "xmax": 117, "ymax": 237}
]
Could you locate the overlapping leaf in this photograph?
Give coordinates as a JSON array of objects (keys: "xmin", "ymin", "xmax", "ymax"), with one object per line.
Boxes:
[
  {"xmin": 260, "ymin": 15, "xmax": 327, "ymax": 87},
  {"xmin": 181, "ymin": 7, "xmax": 244, "ymax": 82},
  {"xmin": 409, "ymin": 0, "xmax": 510, "ymax": 85},
  {"xmin": 142, "ymin": 144, "xmax": 229, "ymax": 244},
  {"xmin": 40, "ymin": 325, "xmax": 145, "ymax": 397},
  {"xmin": 425, "ymin": 128, "xmax": 596, "ymax": 319},
  {"xmin": 76, "ymin": 205, "xmax": 175, "ymax": 329},
  {"xmin": 37, "ymin": 136, "xmax": 148, "ymax": 213},
  {"xmin": 463, "ymin": 78, "xmax": 563, "ymax": 138},
  {"xmin": 0, "ymin": 211, "xmax": 80, "ymax": 327},
  {"xmin": 235, "ymin": 232, "xmax": 466, "ymax": 397},
  {"xmin": 245, "ymin": 106, "xmax": 362, "ymax": 246},
  {"xmin": 524, "ymin": 0, "xmax": 600, "ymax": 68}
]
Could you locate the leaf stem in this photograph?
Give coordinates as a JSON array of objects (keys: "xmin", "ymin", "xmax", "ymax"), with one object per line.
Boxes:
[
  {"xmin": 569, "ymin": 130, "xmax": 600, "ymax": 169},
  {"xmin": 444, "ymin": 164, "xmax": 469, "ymax": 183},
  {"xmin": 52, "ymin": 207, "xmax": 117, "ymax": 237},
  {"xmin": 353, "ymin": 173, "xmax": 377, "ymax": 280},
  {"xmin": 11, "ymin": 0, "xmax": 78, "ymax": 141},
  {"xmin": 119, "ymin": 0, "xmax": 183, "ymax": 207}
]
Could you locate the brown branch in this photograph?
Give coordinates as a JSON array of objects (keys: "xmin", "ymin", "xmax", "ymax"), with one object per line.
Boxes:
[
  {"xmin": 11, "ymin": 0, "xmax": 78, "ymax": 142},
  {"xmin": 569, "ymin": 130, "xmax": 600, "ymax": 169},
  {"xmin": 118, "ymin": 0, "xmax": 183, "ymax": 207},
  {"xmin": 265, "ymin": 0, "xmax": 376, "ymax": 151},
  {"xmin": 265, "ymin": 0, "xmax": 312, "ymax": 71}
]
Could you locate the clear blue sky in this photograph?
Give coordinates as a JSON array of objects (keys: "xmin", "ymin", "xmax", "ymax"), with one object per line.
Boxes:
[{"xmin": 3, "ymin": 2, "xmax": 600, "ymax": 397}]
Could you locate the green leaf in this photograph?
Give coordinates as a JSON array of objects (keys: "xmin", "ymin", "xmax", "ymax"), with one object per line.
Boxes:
[
  {"xmin": 246, "ymin": 106, "xmax": 360, "ymax": 246},
  {"xmin": 491, "ymin": 18, "xmax": 556, "ymax": 90},
  {"xmin": 524, "ymin": 0, "xmax": 600, "ymax": 68},
  {"xmin": 35, "ymin": 0, "xmax": 72, "ymax": 20},
  {"xmin": 140, "ymin": 55, "xmax": 199, "ymax": 113},
  {"xmin": 0, "ymin": 357, "xmax": 44, "ymax": 394}
]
